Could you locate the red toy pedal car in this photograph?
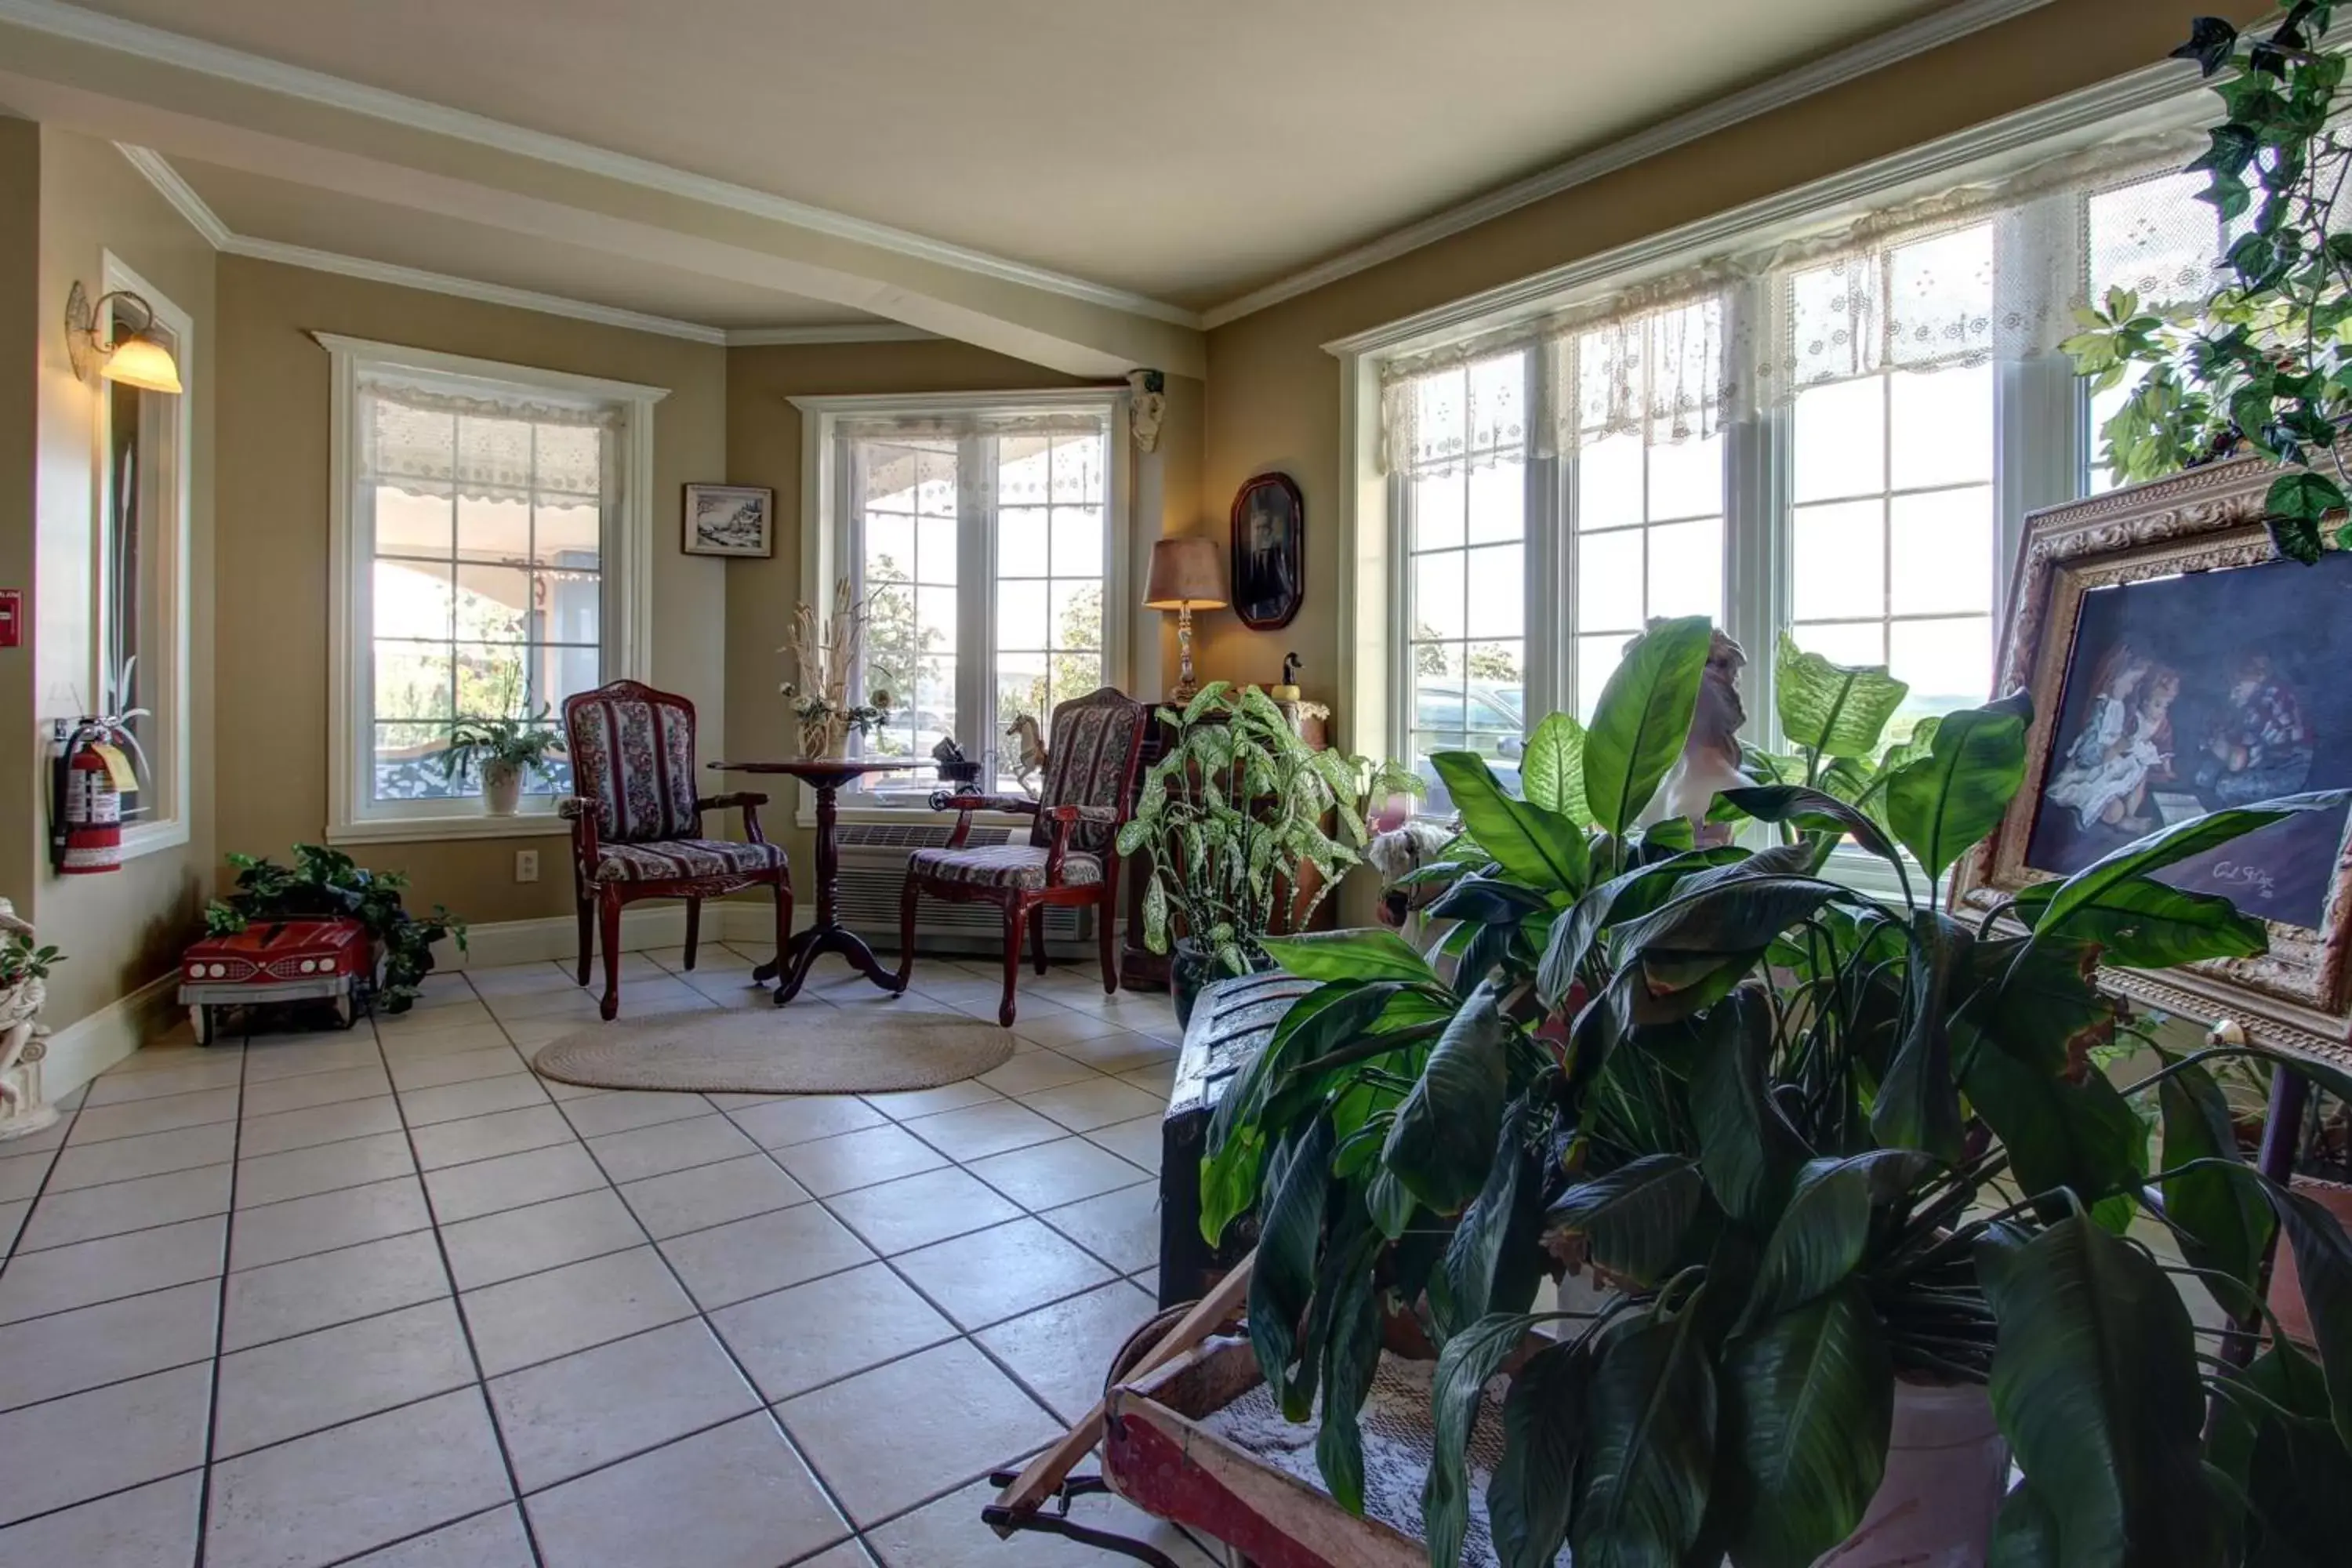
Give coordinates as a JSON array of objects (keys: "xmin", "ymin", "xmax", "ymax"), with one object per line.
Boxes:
[{"xmin": 179, "ymin": 918, "xmax": 373, "ymax": 1046}]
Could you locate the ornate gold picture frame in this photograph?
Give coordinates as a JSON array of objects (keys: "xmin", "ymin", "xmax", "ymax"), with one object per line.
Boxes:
[{"xmin": 1952, "ymin": 452, "xmax": 2352, "ymax": 1068}]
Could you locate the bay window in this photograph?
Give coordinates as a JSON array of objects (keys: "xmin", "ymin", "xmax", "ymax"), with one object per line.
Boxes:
[
  {"xmin": 1380, "ymin": 132, "xmax": 2228, "ymax": 798},
  {"xmin": 795, "ymin": 391, "xmax": 1127, "ymax": 804}
]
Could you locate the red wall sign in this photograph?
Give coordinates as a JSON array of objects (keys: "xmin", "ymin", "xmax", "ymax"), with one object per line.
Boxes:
[{"xmin": 0, "ymin": 589, "xmax": 20, "ymax": 648}]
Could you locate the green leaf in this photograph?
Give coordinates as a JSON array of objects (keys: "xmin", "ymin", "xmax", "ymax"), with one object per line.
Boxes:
[
  {"xmin": 1542, "ymin": 1155, "xmax": 1704, "ymax": 1289},
  {"xmin": 1748, "ymin": 1152, "xmax": 1933, "ymax": 1324},
  {"xmin": 1687, "ymin": 989, "xmax": 1805, "ymax": 1225},
  {"xmin": 1871, "ymin": 911, "xmax": 1969, "ymax": 1163},
  {"xmin": 2033, "ymin": 791, "xmax": 2350, "ymax": 938},
  {"xmin": 2011, "ymin": 876, "xmax": 2268, "ymax": 969},
  {"xmin": 1571, "ymin": 1306, "xmax": 1718, "ymax": 1568},
  {"xmin": 1314, "ymin": 1255, "xmax": 1383, "ymax": 1514},
  {"xmin": 1882, "ymin": 694, "xmax": 2031, "ymax": 884},
  {"xmin": 1719, "ymin": 785, "xmax": 1909, "ymax": 895},
  {"xmin": 1247, "ymin": 1117, "xmax": 1334, "ymax": 1411},
  {"xmin": 1605, "ymin": 869, "xmax": 1853, "ymax": 967},
  {"xmin": 2257, "ymin": 1178, "xmax": 2352, "ymax": 1450},
  {"xmin": 1536, "ymin": 848, "xmax": 1744, "ymax": 1008},
  {"xmin": 1959, "ymin": 1015, "xmax": 2147, "ymax": 1228},
  {"xmin": 2269, "ymin": 470, "xmax": 2347, "ymax": 526},
  {"xmin": 1722, "ymin": 1284, "xmax": 1894, "ymax": 1568},
  {"xmin": 1976, "ymin": 1216, "xmax": 2222, "ymax": 1567},
  {"xmin": 1382, "ymin": 987, "xmax": 1509, "ymax": 1214},
  {"xmin": 1258, "ymin": 928, "xmax": 1439, "ymax": 985},
  {"xmin": 2170, "ymin": 16, "xmax": 2238, "ymax": 77},
  {"xmin": 2226, "ymin": 1342, "xmax": 2352, "ymax": 1563},
  {"xmin": 1424, "ymin": 1314, "xmax": 1535, "ymax": 1568},
  {"xmin": 2157, "ymin": 1058, "xmax": 2271, "ymax": 1317},
  {"xmin": 1433, "ymin": 752, "xmax": 1592, "ymax": 895},
  {"xmin": 1773, "ymin": 632, "xmax": 1908, "ymax": 760},
  {"xmin": 1584, "ymin": 616, "xmax": 1715, "ymax": 837},
  {"xmin": 1487, "ymin": 1338, "xmax": 1590, "ymax": 1568},
  {"xmin": 1438, "ymin": 1098, "xmax": 1542, "ymax": 1341},
  {"xmin": 1522, "ymin": 711, "xmax": 1594, "ymax": 829},
  {"xmin": 1987, "ymin": 1485, "xmax": 2063, "ymax": 1568}
]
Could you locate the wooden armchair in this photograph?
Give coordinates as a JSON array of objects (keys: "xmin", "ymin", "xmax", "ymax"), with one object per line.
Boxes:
[
  {"xmin": 561, "ymin": 681, "xmax": 792, "ymax": 1019},
  {"xmin": 897, "ymin": 687, "xmax": 1149, "ymax": 1025}
]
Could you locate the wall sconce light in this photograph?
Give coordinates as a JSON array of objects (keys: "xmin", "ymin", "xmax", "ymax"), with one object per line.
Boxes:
[{"xmin": 64, "ymin": 281, "xmax": 183, "ymax": 394}]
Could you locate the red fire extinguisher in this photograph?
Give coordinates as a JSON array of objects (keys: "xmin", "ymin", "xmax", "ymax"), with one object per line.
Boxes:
[{"xmin": 52, "ymin": 724, "xmax": 123, "ymax": 876}]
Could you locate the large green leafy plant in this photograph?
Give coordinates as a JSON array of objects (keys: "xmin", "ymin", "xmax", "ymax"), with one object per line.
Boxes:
[
  {"xmin": 1205, "ymin": 619, "xmax": 2352, "ymax": 1568},
  {"xmin": 1117, "ymin": 682, "xmax": 1419, "ymax": 981},
  {"xmin": 205, "ymin": 844, "xmax": 466, "ymax": 1011},
  {"xmin": 2066, "ymin": 6, "xmax": 2352, "ymax": 561}
]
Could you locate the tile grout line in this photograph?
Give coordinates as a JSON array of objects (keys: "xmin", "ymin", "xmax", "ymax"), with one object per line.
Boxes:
[
  {"xmin": 376, "ymin": 976, "xmax": 555, "ymax": 1568},
  {"xmin": 561, "ymin": 1083, "xmax": 872, "ymax": 1564},
  {"xmin": 191, "ymin": 1021, "xmax": 256, "ymax": 1568},
  {"xmin": 0, "ymin": 1098, "xmax": 84, "ymax": 1276}
]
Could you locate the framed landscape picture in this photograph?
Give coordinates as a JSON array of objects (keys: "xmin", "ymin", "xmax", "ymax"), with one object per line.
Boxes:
[
  {"xmin": 683, "ymin": 483, "xmax": 774, "ymax": 557},
  {"xmin": 1953, "ymin": 452, "xmax": 2352, "ymax": 1067}
]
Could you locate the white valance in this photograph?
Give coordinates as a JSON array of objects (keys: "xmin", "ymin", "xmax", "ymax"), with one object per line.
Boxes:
[
  {"xmin": 833, "ymin": 409, "xmax": 1109, "ymax": 445},
  {"xmin": 1376, "ymin": 131, "xmax": 2212, "ymax": 475},
  {"xmin": 358, "ymin": 379, "xmax": 618, "ymax": 501}
]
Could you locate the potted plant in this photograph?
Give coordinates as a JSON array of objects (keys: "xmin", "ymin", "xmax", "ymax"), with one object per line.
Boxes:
[
  {"xmin": 2067, "ymin": 7, "xmax": 2352, "ymax": 561},
  {"xmin": 1203, "ymin": 617, "xmax": 2352, "ymax": 1568},
  {"xmin": 1117, "ymin": 681, "xmax": 1420, "ymax": 1025},
  {"xmin": 439, "ymin": 708, "xmax": 563, "ymax": 815},
  {"xmin": 206, "ymin": 844, "xmax": 466, "ymax": 1012},
  {"xmin": 782, "ymin": 578, "xmax": 894, "ymax": 757}
]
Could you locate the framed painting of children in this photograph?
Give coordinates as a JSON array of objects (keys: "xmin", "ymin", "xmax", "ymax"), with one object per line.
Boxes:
[{"xmin": 1953, "ymin": 452, "xmax": 2352, "ymax": 1066}]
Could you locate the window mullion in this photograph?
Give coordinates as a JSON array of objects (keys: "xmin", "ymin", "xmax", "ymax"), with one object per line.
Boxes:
[{"xmin": 960, "ymin": 435, "xmax": 994, "ymax": 782}]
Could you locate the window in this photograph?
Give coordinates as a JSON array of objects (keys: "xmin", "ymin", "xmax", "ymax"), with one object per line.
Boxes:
[
  {"xmin": 1370, "ymin": 136, "xmax": 2230, "ymax": 793},
  {"xmin": 321, "ymin": 336, "xmax": 662, "ymax": 842},
  {"xmin": 798, "ymin": 392, "xmax": 1127, "ymax": 806},
  {"xmin": 93, "ymin": 255, "xmax": 193, "ymax": 856}
]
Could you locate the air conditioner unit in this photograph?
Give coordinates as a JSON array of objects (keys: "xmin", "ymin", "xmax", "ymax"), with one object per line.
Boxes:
[{"xmin": 835, "ymin": 822, "xmax": 1098, "ymax": 957}]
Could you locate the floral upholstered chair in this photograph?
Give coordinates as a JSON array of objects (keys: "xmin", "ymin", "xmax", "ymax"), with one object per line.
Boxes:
[
  {"xmin": 561, "ymin": 681, "xmax": 790, "ymax": 1019},
  {"xmin": 897, "ymin": 687, "xmax": 1149, "ymax": 1025}
]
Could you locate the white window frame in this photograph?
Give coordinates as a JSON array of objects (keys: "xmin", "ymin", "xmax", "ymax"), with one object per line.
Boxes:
[
  {"xmin": 93, "ymin": 252, "xmax": 194, "ymax": 859},
  {"xmin": 318, "ymin": 333, "xmax": 665, "ymax": 844},
  {"xmin": 791, "ymin": 387, "xmax": 1131, "ymax": 826},
  {"xmin": 1335, "ymin": 72, "xmax": 2219, "ymax": 811}
]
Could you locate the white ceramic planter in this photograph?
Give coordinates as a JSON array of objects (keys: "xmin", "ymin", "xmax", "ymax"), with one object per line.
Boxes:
[
  {"xmin": 481, "ymin": 761, "xmax": 524, "ymax": 816},
  {"xmin": 1816, "ymin": 1377, "xmax": 2008, "ymax": 1568}
]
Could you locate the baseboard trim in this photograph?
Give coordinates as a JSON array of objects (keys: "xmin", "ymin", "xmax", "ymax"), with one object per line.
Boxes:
[
  {"xmin": 448, "ymin": 902, "xmax": 788, "ymax": 970},
  {"xmin": 45, "ymin": 972, "xmax": 182, "ymax": 1098}
]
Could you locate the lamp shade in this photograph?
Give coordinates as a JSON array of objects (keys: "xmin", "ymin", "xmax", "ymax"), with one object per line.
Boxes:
[
  {"xmin": 102, "ymin": 335, "xmax": 183, "ymax": 395},
  {"xmin": 1144, "ymin": 536, "xmax": 1227, "ymax": 609}
]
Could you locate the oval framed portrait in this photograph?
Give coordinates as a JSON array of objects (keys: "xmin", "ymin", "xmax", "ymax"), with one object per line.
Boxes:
[{"xmin": 1229, "ymin": 473, "xmax": 1304, "ymax": 631}]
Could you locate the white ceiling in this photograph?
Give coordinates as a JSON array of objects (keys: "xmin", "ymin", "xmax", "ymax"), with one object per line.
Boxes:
[
  {"xmin": 172, "ymin": 158, "xmax": 880, "ymax": 331},
  {"xmin": 58, "ymin": 0, "xmax": 1951, "ymax": 310}
]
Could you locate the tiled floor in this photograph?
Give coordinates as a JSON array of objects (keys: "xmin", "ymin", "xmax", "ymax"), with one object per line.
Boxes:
[{"xmin": 0, "ymin": 945, "xmax": 1225, "ymax": 1568}]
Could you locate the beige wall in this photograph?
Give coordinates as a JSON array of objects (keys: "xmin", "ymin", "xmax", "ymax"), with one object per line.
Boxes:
[
  {"xmin": 31, "ymin": 125, "xmax": 216, "ymax": 1031},
  {"xmin": 1194, "ymin": 0, "xmax": 2258, "ymax": 721},
  {"xmin": 212, "ymin": 256, "xmax": 728, "ymax": 927},
  {"xmin": 0, "ymin": 119, "xmax": 37, "ymax": 912}
]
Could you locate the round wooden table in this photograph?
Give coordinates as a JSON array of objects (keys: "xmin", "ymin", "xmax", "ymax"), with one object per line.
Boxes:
[{"xmin": 708, "ymin": 757, "xmax": 925, "ymax": 1005}]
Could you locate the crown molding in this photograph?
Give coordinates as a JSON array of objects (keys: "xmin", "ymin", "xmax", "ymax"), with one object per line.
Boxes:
[
  {"xmin": 115, "ymin": 143, "xmax": 936, "ymax": 348},
  {"xmin": 725, "ymin": 324, "xmax": 940, "ymax": 347},
  {"xmin": 1319, "ymin": 53, "xmax": 2200, "ymax": 361},
  {"xmin": 1203, "ymin": 0, "xmax": 2060, "ymax": 329},
  {"xmin": 13, "ymin": 0, "xmax": 1200, "ymax": 328}
]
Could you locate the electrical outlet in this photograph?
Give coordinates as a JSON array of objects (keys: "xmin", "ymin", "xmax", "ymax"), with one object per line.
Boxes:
[{"xmin": 514, "ymin": 850, "xmax": 539, "ymax": 884}]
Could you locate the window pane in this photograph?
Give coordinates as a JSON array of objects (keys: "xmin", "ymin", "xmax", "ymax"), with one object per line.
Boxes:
[
  {"xmin": 376, "ymin": 485, "xmax": 452, "ymax": 556},
  {"xmin": 375, "ymin": 722, "xmax": 459, "ymax": 802},
  {"xmin": 1465, "ymin": 545, "xmax": 1525, "ymax": 639},
  {"xmin": 917, "ymin": 585, "xmax": 959, "ymax": 648},
  {"xmin": 1577, "ymin": 633, "xmax": 1626, "ymax": 721},
  {"xmin": 1413, "ymin": 469, "xmax": 1466, "ymax": 551},
  {"xmin": 1889, "ymin": 488, "xmax": 1993, "ymax": 615},
  {"xmin": 998, "ymin": 579, "xmax": 1048, "ymax": 641},
  {"xmin": 916, "ymin": 449, "xmax": 957, "ymax": 514},
  {"xmin": 1890, "ymin": 365, "xmax": 1992, "ymax": 489},
  {"xmin": 1794, "ymin": 378, "xmax": 1886, "ymax": 502},
  {"xmin": 454, "ymin": 643, "xmax": 527, "ymax": 718},
  {"xmin": 1646, "ymin": 519, "xmax": 1722, "ymax": 619},
  {"xmin": 457, "ymin": 494, "xmax": 530, "ymax": 564},
  {"xmin": 535, "ymin": 569, "xmax": 601, "ymax": 648},
  {"xmin": 1000, "ymin": 507, "xmax": 1050, "ymax": 576},
  {"xmin": 1049, "ymin": 581, "xmax": 1102, "ymax": 652},
  {"xmin": 1577, "ymin": 529, "xmax": 1642, "ymax": 631},
  {"xmin": 1414, "ymin": 552, "xmax": 1467, "ymax": 641},
  {"xmin": 916, "ymin": 514, "xmax": 958, "ymax": 578},
  {"xmin": 375, "ymin": 642, "xmax": 453, "ymax": 722},
  {"xmin": 1467, "ymin": 459, "xmax": 1524, "ymax": 544},
  {"xmin": 1792, "ymin": 620, "xmax": 1886, "ymax": 670},
  {"xmin": 533, "ymin": 501, "xmax": 600, "ymax": 568},
  {"xmin": 1051, "ymin": 507, "xmax": 1105, "ymax": 577},
  {"xmin": 1792, "ymin": 500, "xmax": 1882, "ymax": 621},
  {"xmin": 1649, "ymin": 435, "xmax": 1722, "ymax": 521},
  {"xmin": 1051, "ymin": 434, "xmax": 1104, "ymax": 502},
  {"xmin": 454, "ymin": 564, "xmax": 530, "ymax": 641},
  {"xmin": 1889, "ymin": 615, "xmax": 1991, "ymax": 717},
  {"xmin": 1577, "ymin": 434, "xmax": 1642, "ymax": 530},
  {"xmin": 373, "ymin": 561, "xmax": 452, "ymax": 641},
  {"xmin": 1467, "ymin": 353, "xmax": 1525, "ymax": 454}
]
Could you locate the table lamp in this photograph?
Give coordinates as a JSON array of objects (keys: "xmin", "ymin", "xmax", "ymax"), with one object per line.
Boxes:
[{"xmin": 1144, "ymin": 537, "xmax": 1228, "ymax": 702}]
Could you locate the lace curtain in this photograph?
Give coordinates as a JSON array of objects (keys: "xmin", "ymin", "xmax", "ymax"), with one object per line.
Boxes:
[
  {"xmin": 831, "ymin": 409, "xmax": 1107, "ymax": 444},
  {"xmin": 358, "ymin": 375, "xmax": 618, "ymax": 500},
  {"xmin": 1374, "ymin": 131, "xmax": 2212, "ymax": 474}
]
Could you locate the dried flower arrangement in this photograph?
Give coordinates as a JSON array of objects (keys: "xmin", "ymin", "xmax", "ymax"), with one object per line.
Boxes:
[{"xmin": 780, "ymin": 578, "xmax": 894, "ymax": 757}]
